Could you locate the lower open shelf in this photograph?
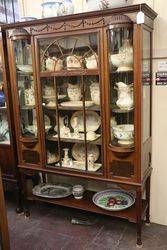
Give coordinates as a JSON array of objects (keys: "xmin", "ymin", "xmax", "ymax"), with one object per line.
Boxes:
[{"xmin": 27, "ymin": 191, "xmax": 147, "ymax": 223}]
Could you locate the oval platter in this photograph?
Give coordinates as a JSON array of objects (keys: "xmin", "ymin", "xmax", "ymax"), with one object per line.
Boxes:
[
  {"xmin": 32, "ymin": 183, "xmax": 72, "ymax": 199},
  {"xmin": 93, "ymin": 189, "xmax": 135, "ymax": 211}
]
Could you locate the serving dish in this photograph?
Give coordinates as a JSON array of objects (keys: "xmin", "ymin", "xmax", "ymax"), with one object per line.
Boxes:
[
  {"xmin": 72, "ymin": 143, "xmax": 99, "ymax": 162},
  {"xmin": 32, "ymin": 183, "xmax": 72, "ymax": 198},
  {"xmin": 71, "ymin": 111, "xmax": 101, "ymax": 132},
  {"xmin": 113, "ymin": 124, "xmax": 134, "ymax": 145},
  {"xmin": 93, "ymin": 189, "xmax": 135, "ymax": 211}
]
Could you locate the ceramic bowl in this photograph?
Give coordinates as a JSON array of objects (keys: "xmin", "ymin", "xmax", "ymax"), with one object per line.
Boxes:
[
  {"xmin": 41, "ymin": 1, "xmax": 62, "ymax": 18},
  {"xmin": 110, "ymin": 54, "xmax": 123, "ymax": 68},
  {"xmin": 86, "ymin": 0, "xmax": 133, "ymax": 11},
  {"xmin": 45, "ymin": 57, "xmax": 63, "ymax": 71},
  {"xmin": 17, "ymin": 64, "xmax": 33, "ymax": 72},
  {"xmin": 113, "ymin": 124, "xmax": 134, "ymax": 144},
  {"xmin": 72, "ymin": 185, "xmax": 84, "ymax": 199}
]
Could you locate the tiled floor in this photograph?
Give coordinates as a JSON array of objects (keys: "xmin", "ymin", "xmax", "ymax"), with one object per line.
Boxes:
[{"xmin": 6, "ymin": 196, "xmax": 167, "ymax": 250}]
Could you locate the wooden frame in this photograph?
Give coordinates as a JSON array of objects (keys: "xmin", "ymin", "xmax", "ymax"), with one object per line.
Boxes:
[
  {"xmin": 0, "ymin": 167, "xmax": 10, "ymax": 250},
  {"xmin": 0, "ymin": 27, "xmax": 23, "ymax": 214},
  {"xmin": 1, "ymin": 4, "xmax": 157, "ymax": 246}
]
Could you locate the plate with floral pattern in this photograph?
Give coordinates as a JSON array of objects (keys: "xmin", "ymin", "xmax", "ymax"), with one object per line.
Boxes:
[{"xmin": 93, "ymin": 190, "xmax": 135, "ymax": 211}]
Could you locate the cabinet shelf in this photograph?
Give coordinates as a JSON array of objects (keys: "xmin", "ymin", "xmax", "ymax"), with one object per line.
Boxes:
[
  {"xmin": 40, "ymin": 69, "xmax": 99, "ymax": 77},
  {"xmin": 27, "ymin": 191, "xmax": 148, "ymax": 223},
  {"xmin": 0, "ymin": 106, "xmax": 7, "ymax": 111},
  {"xmin": 20, "ymin": 105, "xmax": 36, "ymax": 110},
  {"xmin": 44, "ymin": 105, "xmax": 101, "ymax": 112},
  {"xmin": 46, "ymin": 134, "xmax": 102, "ymax": 145},
  {"xmin": 112, "ymin": 107, "xmax": 134, "ymax": 113}
]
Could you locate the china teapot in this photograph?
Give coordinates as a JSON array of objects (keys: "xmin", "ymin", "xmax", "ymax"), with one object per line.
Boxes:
[{"xmin": 115, "ymin": 82, "xmax": 134, "ymax": 110}]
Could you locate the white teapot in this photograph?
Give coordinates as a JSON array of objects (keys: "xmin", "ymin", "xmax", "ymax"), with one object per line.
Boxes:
[{"xmin": 115, "ymin": 82, "xmax": 134, "ymax": 110}]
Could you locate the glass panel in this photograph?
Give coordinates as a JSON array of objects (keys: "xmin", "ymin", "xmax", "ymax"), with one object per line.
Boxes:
[
  {"xmin": 0, "ymin": 45, "xmax": 10, "ymax": 145},
  {"xmin": 39, "ymin": 33, "xmax": 103, "ymax": 174},
  {"xmin": 39, "ymin": 33, "xmax": 98, "ymax": 71},
  {"xmin": 13, "ymin": 39, "xmax": 37, "ymax": 139},
  {"xmin": 142, "ymin": 30, "xmax": 151, "ymax": 143},
  {"xmin": 108, "ymin": 27, "xmax": 134, "ymax": 148}
]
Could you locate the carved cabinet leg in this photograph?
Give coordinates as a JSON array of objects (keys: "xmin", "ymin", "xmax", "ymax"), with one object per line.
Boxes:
[
  {"xmin": 136, "ymin": 188, "xmax": 142, "ymax": 247},
  {"xmin": 145, "ymin": 176, "xmax": 151, "ymax": 225}
]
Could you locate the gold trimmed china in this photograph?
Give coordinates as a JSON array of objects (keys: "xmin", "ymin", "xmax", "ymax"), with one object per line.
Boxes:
[
  {"xmin": 85, "ymin": 54, "xmax": 98, "ymax": 69},
  {"xmin": 70, "ymin": 111, "xmax": 101, "ymax": 132},
  {"xmin": 66, "ymin": 55, "xmax": 83, "ymax": 69},
  {"xmin": 72, "ymin": 143, "xmax": 99, "ymax": 162},
  {"xmin": 45, "ymin": 57, "xmax": 63, "ymax": 71},
  {"xmin": 90, "ymin": 82, "xmax": 100, "ymax": 105},
  {"xmin": 67, "ymin": 83, "xmax": 82, "ymax": 101},
  {"xmin": 115, "ymin": 82, "xmax": 134, "ymax": 110},
  {"xmin": 113, "ymin": 124, "xmax": 134, "ymax": 145}
]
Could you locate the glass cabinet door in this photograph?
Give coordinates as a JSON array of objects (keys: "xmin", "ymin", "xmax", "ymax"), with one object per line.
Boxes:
[
  {"xmin": 108, "ymin": 25, "xmax": 134, "ymax": 148},
  {"xmin": 38, "ymin": 32, "xmax": 103, "ymax": 174},
  {"xmin": 13, "ymin": 39, "xmax": 38, "ymax": 139},
  {"xmin": 0, "ymin": 41, "xmax": 10, "ymax": 145}
]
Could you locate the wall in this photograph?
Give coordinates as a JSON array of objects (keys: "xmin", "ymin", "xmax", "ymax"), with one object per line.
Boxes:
[{"xmin": 18, "ymin": 0, "xmax": 167, "ymax": 226}]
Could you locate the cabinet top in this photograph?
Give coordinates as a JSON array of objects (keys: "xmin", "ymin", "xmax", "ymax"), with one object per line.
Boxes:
[{"xmin": 1, "ymin": 3, "xmax": 157, "ymax": 31}]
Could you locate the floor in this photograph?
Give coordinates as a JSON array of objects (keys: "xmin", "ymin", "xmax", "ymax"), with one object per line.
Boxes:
[{"xmin": 6, "ymin": 195, "xmax": 167, "ymax": 250}]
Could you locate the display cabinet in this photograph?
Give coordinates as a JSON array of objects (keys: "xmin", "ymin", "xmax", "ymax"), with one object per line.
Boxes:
[
  {"xmin": 2, "ymin": 4, "xmax": 157, "ymax": 246},
  {"xmin": 0, "ymin": 28, "xmax": 23, "ymax": 213}
]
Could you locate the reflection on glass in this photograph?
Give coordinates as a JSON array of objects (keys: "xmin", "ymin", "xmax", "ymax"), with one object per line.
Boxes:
[
  {"xmin": 142, "ymin": 30, "xmax": 151, "ymax": 143},
  {"xmin": 39, "ymin": 33, "xmax": 103, "ymax": 173},
  {"xmin": 13, "ymin": 40, "xmax": 37, "ymax": 138},
  {"xmin": 39, "ymin": 33, "xmax": 98, "ymax": 71},
  {"xmin": 108, "ymin": 27, "xmax": 134, "ymax": 147},
  {"xmin": 0, "ymin": 49, "xmax": 10, "ymax": 144}
]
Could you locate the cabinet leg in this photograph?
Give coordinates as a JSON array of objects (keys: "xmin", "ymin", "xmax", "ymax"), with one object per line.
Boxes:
[
  {"xmin": 145, "ymin": 176, "xmax": 151, "ymax": 225},
  {"xmin": 136, "ymin": 188, "xmax": 143, "ymax": 247},
  {"xmin": 15, "ymin": 182, "xmax": 24, "ymax": 214},
  {"xmin": 20, "ymin": 171, "xmax": 30, "ymax": 217}
]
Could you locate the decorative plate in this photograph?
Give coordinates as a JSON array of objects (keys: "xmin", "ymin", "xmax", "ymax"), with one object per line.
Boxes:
[
  {"xmin": 72, "ymin": 143, "xmax": 99, "ymax": 162},
  {"xmin": 93, "ymin": 190, "xmax": 135, "ymax": 211},
  {"xmin": 71, "ymin": 111, "xmax": 101, "ymax": 132},
  {"xmin": 32, "ymin": 183, "xmax": 72, "ymax": 199},
  {"xmin": 61, "ymin": 101, "xmax": 94, "ymax": 108}
]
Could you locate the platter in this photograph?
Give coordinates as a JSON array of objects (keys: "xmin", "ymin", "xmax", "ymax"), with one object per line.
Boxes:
[
  {"xmin": 71, "ymin": 111, "xmax": 101, "ymax": 132},
  {"xmin": 93, "ymin": 190, "xmax": 135, "ymax": 211},
  {"xmin": 72, "ymin": 143, "xmax": 99, "ymax": 162},
  {"xmin": 53, "ymin": 133, "xmax": 101, "ymax": 141},
  {"xmin": 60, "ymin": 101, "xmax": 94, "ymax": 107},
  {"xmin": 32, "ymin": 183, "xmax": 72, "ymax": 199}
]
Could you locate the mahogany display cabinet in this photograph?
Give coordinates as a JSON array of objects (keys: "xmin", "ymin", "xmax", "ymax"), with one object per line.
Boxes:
[
  {"xmin": 0, "ymin": 27, "xmax": 23, "ymax": 213},
  {"xmin": 1, "ymin": 4, "xmax": 157, "ymax": 246}
]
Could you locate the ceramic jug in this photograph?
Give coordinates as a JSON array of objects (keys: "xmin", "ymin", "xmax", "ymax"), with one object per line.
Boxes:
[
  {"xmin": 58, "ymin": 0, "xmax": 74, "ymax": 15},
  {"xmin": 115, "ymin": 82, "xmax": 134, "ymax": 110}
]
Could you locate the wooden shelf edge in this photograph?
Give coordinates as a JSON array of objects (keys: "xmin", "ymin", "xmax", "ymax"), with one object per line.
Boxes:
[
  {"xmin": 27, "ymin": 191, "xmax": 147, "ymax": 223},
  {"xmin": 18, "ymin": 164, "xmax": 142, "ymax": 186}
]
